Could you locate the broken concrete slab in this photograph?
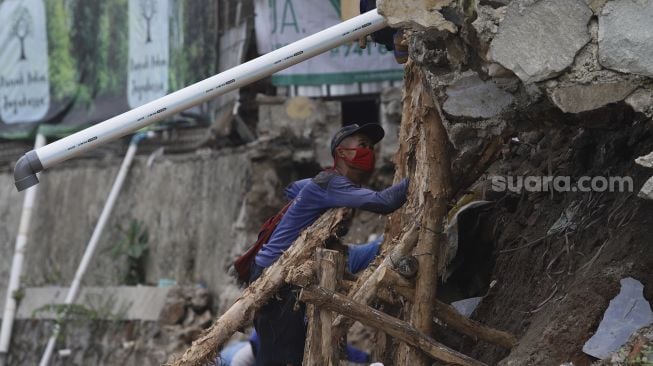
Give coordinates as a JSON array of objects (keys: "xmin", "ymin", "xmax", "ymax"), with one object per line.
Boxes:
[
  {"xmin": 638, "ymin": 177, "xmax": 653, "ymax": 201},
  {"xmin": 636, "ymin": 151, "xmax": 653, "ymax": 168},
  {"xmin": 582, "ymin": 277, "xmax": 653, "ymax": 359},
  {"xmin": 598, "ymin": 0, "xmax": 653, "ymax": 78},
  {"xmin": 377, "ymin": 0, "xmax": 457, "ymax": 33},
  {"xmin": 443, "ymin": 72, "xmax": 514, "ymax": 118},
  {"xmin": 549, "ymin": 82, "xmax": 639, "ymax": 113},
  {"xmin": 15, "ymin": 286, "xmax": 173, "ymax": 321},
  {"xmin": 472, "ymin": 5, "xmax": 507, "ymax": 58},
  {"xmin": 626, "ymin": 88, "xmax": 653, "ymax": 118},
  {"xmin": 257, "ymin": 97, "xmax": 342, "ymax": 167},
  {"xmin": 488, "ymin": 0, "xmax": 592, "ymax": 83}
]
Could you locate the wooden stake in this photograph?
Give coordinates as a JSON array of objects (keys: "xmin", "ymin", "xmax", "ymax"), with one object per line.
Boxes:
[
  {"xmin": 303, "ymin": 249, "xmax": 343, "ymax": 365},
  {"xmin": 300, "ymin": 286, "xmax": 487, "ymax": 366},
  {"xmin": 170, "ymin": 209, "xmax": 348, "ymax": 366}
]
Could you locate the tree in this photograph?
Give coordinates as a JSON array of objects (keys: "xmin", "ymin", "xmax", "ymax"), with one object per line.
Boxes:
[
  {"xmin": 11, "ymin": 6, "xmax": 33, "ymax": 61},
  {"xmin": 140, "ymin": 0, "xmax": 156, "ymax": 43}
]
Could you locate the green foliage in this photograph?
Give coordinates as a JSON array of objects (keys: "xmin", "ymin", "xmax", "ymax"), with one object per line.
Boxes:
[
  {"xmin": 11, "ymin": 288, "xmax": 25, "ymax": 303},
  {"xmin": 45, "ymin": 0, "xmax": 78, "ymax": 101},
  {"xmin": 113, "ymin": 220, "xmax": 149, "ymax": 259},
  {"xmin": 112, "ymin": 219, "xmax": 149, "ymax": 285}
]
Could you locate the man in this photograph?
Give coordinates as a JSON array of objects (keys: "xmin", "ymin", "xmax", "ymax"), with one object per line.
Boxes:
[{"xmin": 249, "ymin": 123, "xmax": 409, "ymax": 366}]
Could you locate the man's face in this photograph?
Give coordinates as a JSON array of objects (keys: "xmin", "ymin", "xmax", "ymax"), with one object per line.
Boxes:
[{"xmin": 336, "ymin": 133, "xmax": 373, "ymax": 160}]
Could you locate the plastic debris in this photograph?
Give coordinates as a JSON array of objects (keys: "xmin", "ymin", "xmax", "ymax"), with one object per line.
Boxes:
[
  {"xmin": 451, "ymin": 297, "xmax": 484, "ymax": 318},
  {"xmin": 582, "ymin": 277, "xmax": 653, "ymax": 359}
]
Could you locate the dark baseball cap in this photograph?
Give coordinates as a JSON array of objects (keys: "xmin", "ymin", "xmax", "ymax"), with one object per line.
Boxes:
[{"xmin": 330, "ymin": 123, "xmax": 385, "ymax": 156}]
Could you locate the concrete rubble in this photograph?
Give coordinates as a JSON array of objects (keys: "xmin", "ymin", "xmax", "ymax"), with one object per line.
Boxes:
[
  {"xmin": 626, "ymin": 87, "xmax": 653, "ymax": 118},
  {"xmin": 377, "ymin": 0, "xmax": 457, "ymax": 32},
  {"xmin": 549, "ymin": 81, "xmax": 638, "ymax": 114},
  {"xmin": 3, "ymin": 286, "xmax": 212, "ymax": 365},
  {"xmin": 257, "ymin": 96, "xmax": 342, "ymax": 168},
  {"xmin": 598, "ymin": 0, "xmax": 653, "ymax": 78},
  {"xmin": 636, "ymin": 151, "xmax": 653, "ymax": 200},
  {"xmin": 488, "ymin": 0, "xmax": 592, "ymax": 83},
  {"xmin": 380, "ymin": 0, "xmax": 651, "ymax": 184},
  {"xmin": 443, "ymin": 71, "xmax": 514, "ymax": 119}
]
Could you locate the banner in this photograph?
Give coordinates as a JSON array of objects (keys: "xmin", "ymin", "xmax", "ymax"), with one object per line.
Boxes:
[
  {"xmin": 0, "ymin": 0, "xmax": 220, "ymax": 140},
  {"xmin": 128, "ymin": 0, "xmax": 169, "ymax": 108},
  {"xmin": 0, "ymin": 0, "xmax": 50, "ymax": 124},
  {"xmin": 254, "ymin": 0, "xmax": 403, "ymax": 86}
]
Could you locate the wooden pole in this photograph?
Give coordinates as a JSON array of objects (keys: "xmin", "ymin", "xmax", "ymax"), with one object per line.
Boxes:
[
  {"xmin": 303, "ymin": 249, "xmax": 343, "ymax": 365},
  {"xmin": 396, "ymin": 60, "xmax": 453, "ymax": 366},
  {"xmin": 433, "ymin": 302, "xmax": 518, "ymax": 349},
  {"xmin": 170, "ymin": 208, "xmax": 348, "ymax": 366},
  {"xmin": 300, "ymin": 286, "xmax": 487, "ymax": 366},
  {"xmin": 377, "ymin": 266, "xmax": 517, "ymax": 349},
  {"xmin": 332, "ymin": 222, "xmax": 419, "ymax": 331}
]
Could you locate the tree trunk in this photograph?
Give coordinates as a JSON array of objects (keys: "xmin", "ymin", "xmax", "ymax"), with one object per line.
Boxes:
[{"xmin": 391, "ymin": 60, "xmax": 453, "ymax": 365}]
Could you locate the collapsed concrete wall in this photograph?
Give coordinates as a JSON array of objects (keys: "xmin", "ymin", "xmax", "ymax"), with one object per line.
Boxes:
[
  {"xmin": 373, "ymin": 0, "xmax": 653, "ymax": 364},
  {"xmin": 0, "ymin": 139, "xmax": 319, "ymax": 314},
  {"xmin": 382, "ymin": 0, "xmax": 652, "ymax": 182}
]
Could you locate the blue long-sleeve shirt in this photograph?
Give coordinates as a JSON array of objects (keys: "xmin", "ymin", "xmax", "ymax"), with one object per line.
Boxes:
[{"xmin": 255, "ymin": 171, "xmax": 408, "ymax": 268}]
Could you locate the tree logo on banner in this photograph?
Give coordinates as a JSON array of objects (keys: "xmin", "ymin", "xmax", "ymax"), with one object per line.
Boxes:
[
  {"xmin": 128, "ymin": 0, "xmax": 168, "ymax": 108},
  {"xmin": 140, "ymin": 0, "xmax": 156, "ymax": 44},
  {"xmin": 11, "ymin": 7, "xmax": 32, "ymax": 61}
]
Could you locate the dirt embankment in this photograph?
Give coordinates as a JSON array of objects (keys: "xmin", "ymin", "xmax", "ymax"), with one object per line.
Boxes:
[{"xmin": 451, "ymin": 121, "xmax": 653, "ymax": 365}]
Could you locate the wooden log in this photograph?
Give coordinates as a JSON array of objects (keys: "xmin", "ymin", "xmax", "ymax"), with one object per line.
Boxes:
[
  {"xmin": 376, "ymin": 266, "xmax": 517, "ymax": 349},
  {"xmin": 397, "ymin": 59, "xmax": 453, "ymax": 366},
  {"xmin": 170, "ymin": 208, "xmax": 348, "ymax": 366},
  {"xmin": 303, "ymin": 249, "xmax": 343, "ymax": 365},
  {"xmin": 433, "ymin": 302, "xmax": 518, "ymax": 349},
  {"xmin": 320, "ymin": 250, "xmax": 343, "ymax": 365},
  {"xmin": 300, "ymin": 286, "xmax": 487, "ymax": 366},
  {"xmin": 332, "ymin": 222, "xmax": 419, "ymax": 331}
]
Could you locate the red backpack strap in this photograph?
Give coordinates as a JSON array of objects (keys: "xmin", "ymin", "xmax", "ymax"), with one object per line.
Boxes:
[{"xmin": 233, "ymin": 201, "xmax": 293, "ymax": 283}]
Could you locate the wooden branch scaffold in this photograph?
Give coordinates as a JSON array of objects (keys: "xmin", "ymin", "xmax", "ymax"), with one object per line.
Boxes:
[{"xmin": 171, "ymin": 62, "xmax": 516, "ymax": 366}]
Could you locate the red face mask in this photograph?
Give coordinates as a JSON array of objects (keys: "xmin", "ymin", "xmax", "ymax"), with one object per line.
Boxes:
[{"xmin": 336, "ymin": 147, "xmax": 375, "ymax": 172}]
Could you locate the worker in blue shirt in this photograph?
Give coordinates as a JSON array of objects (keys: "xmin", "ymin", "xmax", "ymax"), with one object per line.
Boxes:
[{"xmin": 249, "ymin": 123, "xmax": 409, "ymax": 366}]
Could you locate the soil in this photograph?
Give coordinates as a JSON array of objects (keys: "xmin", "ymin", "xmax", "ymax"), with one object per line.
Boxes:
[{"xmin": 445, "ymin": 118, "xmax": 653, "ymax": 365}]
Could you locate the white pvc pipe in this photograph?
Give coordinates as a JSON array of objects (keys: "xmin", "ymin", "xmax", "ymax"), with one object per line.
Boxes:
[
  {"xmin": 38, "ymin": 134, "xmax": 147, "ymax": 366},
  {"xmin": 0, "ymin": 134, "xmax": 46, "ymax": 356},
  {"xmin": 23, "ymin": 9, "xmax": 387, "ymax": 172}
]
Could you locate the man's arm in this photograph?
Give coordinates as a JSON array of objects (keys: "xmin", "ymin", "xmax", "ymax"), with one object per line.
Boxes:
[{"xmin": 325, "ymin": 176, "xmax": 409, "ymax": 214}]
